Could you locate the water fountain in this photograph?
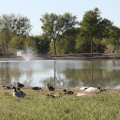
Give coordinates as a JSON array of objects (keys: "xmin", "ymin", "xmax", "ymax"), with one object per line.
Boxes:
[{"xmin": 21, "ymin": 47, "xmax": 37, "ymax": 61}]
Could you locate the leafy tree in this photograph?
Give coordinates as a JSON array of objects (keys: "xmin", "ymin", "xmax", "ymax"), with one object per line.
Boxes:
[
  {"xmin": 75, "ymin": 28, "xmax": 90, "ymax": 53},
  {"xmin": 48, "ymin": 41, "xmax": 54, "ymax": 55},
  {"xmin": 22, "ymin": 36, "xmax": 37, "ymax": 51},
  {"xmin": 33, "ymin": 35, "xmax": 50, "ymax": 54},
  {"xmin": 76, "ymin": 37, "xmax": 91, "ymax": 53},
  {"xmin": 56, "ymin": 28, "xmax": 79, "ymax": 54},
  {"xmin": 0, "ymin": 28, "xmax": 13, "ymax": 55},
  {"xmin": 0, "ymin": 14, "xmax": 32, "ymax": 55},
  {"xmin": 9, "ymin": 35, "xmax": 25, "ymax": 50},
  {"xmin": 80, "ymin": 7, "xmax": 112, "ymax": 54},
  {"xmin": 40, "ymin": 13, "xmax": 78, "ymax": 55},
  {"xmin": 107, "ymin": 26, "xmax": 120, "ymax": 52}
]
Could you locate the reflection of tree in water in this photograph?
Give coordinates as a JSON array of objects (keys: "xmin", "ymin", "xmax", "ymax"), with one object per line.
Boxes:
[
  {"xmin": 0, "ymin": 62, "xmax": 35, "ymax": 85},
  {"xmin": 0, "ymin": 63, "xmax": 11, "ymax": 84},
  {"xmin": 22, "ymin": 78, "xmax": 33, "ymax": 86},
  {"xmin": 41, "ymin": 75, "xmax": 71, "ymax": 88},
  {"xmin": 1, "ymin": 60, "xmax": 120, "ymax": 88},
  {"xmin": 41, "ymin": 60, "xmax": 82, "ymax": 88},
  {"xmin": 41, "ymin": 61, "xmax": 120, "ymax": 88},
  {"xmin": 41, "ymin": 60, "xmax": 81, "ymax": 88},
  {"xmin": 61, "ymin": 67, "xmax": 120, "ymax": 88}
]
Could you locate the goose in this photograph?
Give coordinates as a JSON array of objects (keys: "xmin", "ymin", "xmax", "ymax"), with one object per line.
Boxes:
[
  {"xmin": 95, "ymin": 88, "xmax": 106, "ymax": 93},
  {"xmin": 2, "ymin": 85, "xmax": 11, "ymax": 89},
  {"xmin": 46, "ymin": 94, "xmax": 53, "ymax": 98},
  {"xmin": 53, "ymin": 94, "xmax": 62, "ymax": 98},
  {"xmin": 46, "ymin": 84, "xmax": 55, "ymax": 91},
  {"xmin": 80, "ymin": 87, "xmax": 88, "ymax": 90},
  {"xmin": 99, "ymin": 89, "xmax": 106, "ymax": 92},
  {"xmin": 16, "ymin": 82, "xmax": 25, "ymax": 88},
  {"xmin": 12, "ymin": 87, "xmax": 24, "ymax": 97},
  {"xmin": 84, "ymin": 87, "xmax": 100, "ymax": 92},
  {"xmin": 77, "ymin": 93, "xmax": 89, "ymax": 97},
  {"xmin": 46, "ymin": 94, "xmax": 62, "ymax": 98},
  {"xmin": 63, "ymin": 89, "xmax": 74, "ymax": 95},
  {"xmin": 17, "ymin": 88, "xmax": 26, "ymax": 96},
  {"xmin": 32, "ymin": 87, "xmax": 42, "ymax": 91}
]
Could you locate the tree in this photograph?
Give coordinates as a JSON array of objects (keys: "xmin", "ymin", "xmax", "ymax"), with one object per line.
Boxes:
[
  {"xmin": 0, "ymin": 14, "xmax": 32, "ymax": 55},
  {"xmin": 31, "ymin": 35, "xmax": 50, "ymax": 54},
  {"xmin": 107, "ymin": 26, "xmax": 120, "ymax": 52},
  {"xmin": 56, "ymin": 28, "xmax": 79, "ymax": 54},
  {"xmin": 9, "ymin": 35, "xmax": 25, "ymax": 50},
  {"xmin": 0, "ymin": 28, "xmax": 13, "ymax": 55},
  {"xmin": 40, "ymin": 13, "xmax": 78, "ymax": 55},
  {"xmin": 76, "ymin": 35, "xmax": 91, "ymax": 53},
  {"xmin": 80, "ymin": 7, "xmax": 112, "ymax": 54}
]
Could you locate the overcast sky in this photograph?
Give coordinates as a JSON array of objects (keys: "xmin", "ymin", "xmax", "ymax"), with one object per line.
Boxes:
[{"xmin": 0, "ymin": 0, "xmax": 120, "ymax": 36}]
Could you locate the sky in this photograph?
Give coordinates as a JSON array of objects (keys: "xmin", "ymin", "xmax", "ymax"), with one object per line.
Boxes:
[{"xmin": 0, "ymin": 0, "xmax": 120, "ymax": 36}]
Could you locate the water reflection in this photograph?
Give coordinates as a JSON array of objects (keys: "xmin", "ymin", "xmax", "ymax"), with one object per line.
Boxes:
[{"xmin": 0, "ymin": 60, "xmax": 120, "ymax": 89}]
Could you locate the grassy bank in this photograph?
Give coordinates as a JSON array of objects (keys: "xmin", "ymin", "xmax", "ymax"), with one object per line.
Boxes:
[{"xmin": 0, "ymin": 87, "xmax": 120, "ymax": 120}]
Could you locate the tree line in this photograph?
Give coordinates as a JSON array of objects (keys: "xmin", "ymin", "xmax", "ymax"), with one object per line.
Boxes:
[{"xmin": 0, "ymin": 7, "xmax": 120, "ymax": 56}]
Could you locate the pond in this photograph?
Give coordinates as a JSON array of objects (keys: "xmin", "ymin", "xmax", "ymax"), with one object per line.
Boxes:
[{"xmin": 0, "ymin": 60, "xmax": 120, "ymax": 89}]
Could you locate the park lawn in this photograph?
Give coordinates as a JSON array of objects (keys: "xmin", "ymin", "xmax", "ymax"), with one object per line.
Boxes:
[{"xmin": 0, "ymin": 87, "xmax": 120, "ymax": 120}]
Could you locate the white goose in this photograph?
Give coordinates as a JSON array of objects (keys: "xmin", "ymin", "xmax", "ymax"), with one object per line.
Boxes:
[
  {"xmin": 80, "ymin": 87, "xmax": 88, "ymax": 90},
  {"xmin": 12, "ymin": 87, "xmax": 24, "ymax": 97},
  {"xmin": 84, "ymin": 87, "xmax": 100, "ymax": 92},
  {"xmin": 77, "ymin": 93, "xmax": 89, "ymax": 96}
]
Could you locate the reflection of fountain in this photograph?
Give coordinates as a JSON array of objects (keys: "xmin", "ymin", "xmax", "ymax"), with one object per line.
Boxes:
[{"xmin": 21, "ymin": 47, "xmax": 37, "ymax": 61}]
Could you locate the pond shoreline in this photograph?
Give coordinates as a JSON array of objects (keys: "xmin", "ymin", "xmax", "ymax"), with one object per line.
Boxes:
[{"xmin": 0, "ymin": 53, "xmax": 120, "ymax": 61}]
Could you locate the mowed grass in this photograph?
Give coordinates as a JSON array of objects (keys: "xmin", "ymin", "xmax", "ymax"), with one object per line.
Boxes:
[{"xmin": 0, "ymin": 87, "xmax": 120, "ymax": 120}]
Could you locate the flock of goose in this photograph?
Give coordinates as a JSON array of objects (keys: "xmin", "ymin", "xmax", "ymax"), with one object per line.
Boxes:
[
  {"xmin": 1, "ymin": 83, "xmax": 58, "ymax": 98},
  {"xmin": 1, "ymin": 83, "xmax": 106, "ymax": 98},
  {"xmin": 77, "ymin": 86, "xmax": 106, "ymax": 96},
  {"xmin": 79, "ymin": 86, "xmax": 106, "ymax": 92}
]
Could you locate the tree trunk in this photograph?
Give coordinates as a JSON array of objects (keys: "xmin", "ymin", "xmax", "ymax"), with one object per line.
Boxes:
[
  {"xmin": 2, "ymin": 42, "xmax": 6, "ymax": 55},
  {"xmin": 91, "ymin": 36, "xmax": 93, "ymax": 54},
  {"xmin": 96, "ymin": 43, "xmax": 99, "ymax": 53},
  {"xmin": 118, "ymin": 44, "xmax": 119, "ymax": 53},
  {"xmin": 114, "ymin": 45, "xmax": 116, "ymax": 53},
  {"xmin": 6, "ymin": 44, "xmax": 8, "ymax": 55},
  {"xmin": 53, "ymin": 40, "xmax": 56, "ymax": 55}
]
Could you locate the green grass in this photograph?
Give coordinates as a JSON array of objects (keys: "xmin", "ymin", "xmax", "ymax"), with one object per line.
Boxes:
[{"xmin": 0, "ymin": 87, "xmax": 120, "ymax": 120}]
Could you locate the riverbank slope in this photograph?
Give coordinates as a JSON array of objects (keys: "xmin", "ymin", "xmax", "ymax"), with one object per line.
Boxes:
[{"xmin": 0, "ymin": 53, "xmax": 120, "ymax": 61}]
